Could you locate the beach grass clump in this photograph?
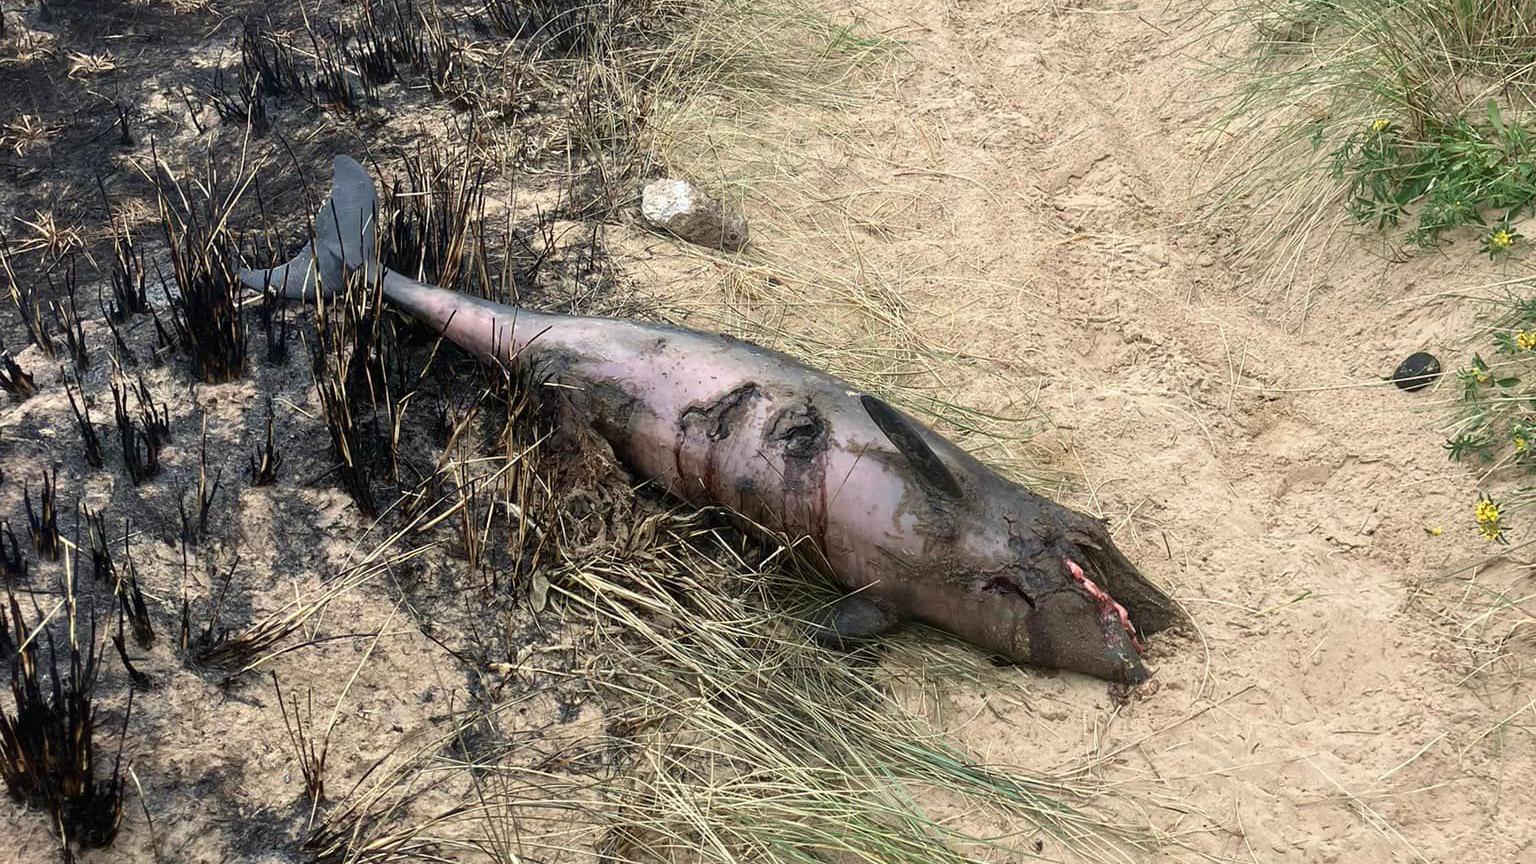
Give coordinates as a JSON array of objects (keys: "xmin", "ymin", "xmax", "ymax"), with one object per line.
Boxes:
[
  {"xmin": 1198, "ymin": 0, "xmax": 1536, "ymax": 290},
  {"xmin": 301, "ymin": 503, "xmax": 1156, "ymax": 864}
]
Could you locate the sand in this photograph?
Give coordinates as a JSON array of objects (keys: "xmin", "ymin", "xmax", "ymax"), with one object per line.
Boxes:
[
  {"xmin": 3, "ymin": 0, "xmax": 1534, "ymax": 862},
  {"xmin": 616, "ymin": 1, "xmax": 1536, "ymax": 862}
]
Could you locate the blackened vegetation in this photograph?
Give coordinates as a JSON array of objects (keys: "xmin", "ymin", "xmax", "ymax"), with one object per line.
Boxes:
[
  {"xmin": 116, "ymin": 525, "xmax": 154, "ymax": 651},
  {"xmin": 242, "ymin": 18, "xmax": 299, "ymax": 107},
  {"xmin": 107, "ymin": 220, "xmax": 151, "ymax": 321},
  {"xmin": 1, "ymin": 242, "xmax": 55, "ymax": 357},
  {"xmin": 65, "ymin": 377, "xmax": 106, "ymax": 470},
  {"xmin": 272, "ymin": 673, "xmax": 327, "ymax": 816},
  {"xmin": 260, "ymin": 280, "xmax": 292, "ymax": 365},
  {"xmin": 48, "ymin": 259, "xmax": 90, "ymax": 371},
  {"xmin": 25, "ymin": 468, "xmax": 62, "ymax": 562},
  {"xmin": 111, "ymin": 375, "xmax": 167, "ymax": 485},
  {"xmin": 218, "ymin": 11, "xmax": 407, "ymax": 122},
  {"xmin": 150, "ymin": 303, "xmax": 188, "ymax": 366},
  {"xmin": 207, "ymin": 17, "xmax": 301, "ymax": 134},
  {"xmin": 84, "ymin": 508, "xmax": 113, "ymax": 583},
  {"xmin": 178, "ymin": 415, "xmax": 222, "ymax": 547},
  {"xmin": 381, "ymin": 144, "xmax": 495, "ymax": 297},
  {"xmin": 245, "ymin": 186, "xmax": 293, "ymax": 366},
  {"xmin": 152, "ymin": 159, "xmax": 248, "ymax": 384},
  {"xmin": 311, "ymin": 23, "xmax": 372, "ymax": 112},
  {"xmin": 387, "ymin": 0, "xmax": 462, "ymax": 99},
  {"xmin": 0, "ymin": 522, "xmax": 26, "ymax": 581},
  {"xmin": 113, "ymin": 629, "xmax": 152, "ymax": 691},
  {"xmin": 182, "ymin": 554, "xmax": 249, "ymax": 669},
  {"xmin": 113, "ymin": 100, "xmax": 136, "ymax": 148},
  {"xmin": 478, "ymin": 0, "xmax": 608, "ymax": 55},
  {"xmin": 334, "ymin": 0, "xmax": 461, "ymax": 102},
  {"xmin": 242, "ymin": 16, "xmax": 308, "ymax": 98},
  {"xmin": 309, "ymin": 268, "xmax": 397, "ymax": 519},
  {"xmin": 132, "ymin": 376, "xmax": 171, "ymax": 445},
  {"xmin": 0, "ymin": 351, "xmax": 35, "ymax": 400},
  {"xmin": 250, "ymin": 396, "xmax": 282, "ymax": 486},
  {"xmin": 342, "ymin": 6, "xmax": 400, "ymax": 87},
  {"xmin": 207, "ymin": 68, "xmax": 271, "ymax": 137},
  {"xmin": 99, "ymin": 312, "xmax": 138, "ymax": 370},
  {"xmin": 0, "ymin": 591, "xmax": 129, "ymax": 861},
  {"xmin": 202, "ymin": 21, "xmax": 287, "ymax": 133},
  {"xmin": 223, "ymin": 1, "xmax": 530, "ymax": 129},
  {"xmin": 498, "ymin": 365, "xmax": 625, "ymax": 577},
  {"xmin": 95, "ymin": 251, "xmax": 141, "ymax": 368},
  {"xmin": 336, "ymin": 1, "xmax": 468, "ymax": 105}
]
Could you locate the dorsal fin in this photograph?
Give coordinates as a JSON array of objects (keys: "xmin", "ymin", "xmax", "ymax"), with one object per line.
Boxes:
[{"xmin": 859, "ymin": 393, "xmax": 963, "ymax": 500}]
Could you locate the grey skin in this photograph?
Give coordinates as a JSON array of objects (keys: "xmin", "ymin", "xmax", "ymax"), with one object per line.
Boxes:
[{"xmin": 242, "ymin": 156, "xmax": 1182, "ymax": 683}]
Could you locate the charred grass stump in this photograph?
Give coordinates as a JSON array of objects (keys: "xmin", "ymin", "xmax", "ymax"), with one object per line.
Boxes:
[
  {"xmin": 307, "ymin": 267, "xmax": 396, "ymax": 520},
  {"xmin": 177, "ymin": 414, "xmax": 223, "ymax": 547},
  {"xmin": 249, "ymin": 396, "xmax": 282, "ymax": 486},
  {"xmin": 150, "ymin": 155, "xmax": 249, "ymax": 384},
  {"xmin": 65, "ymin": 376, "xmax": 106, "ymax": 470},
  {"xmin": 107, "ymin": 219, "xmax": 151, "ymax": 322},
  {"xmin": 0, "ymin": 588, "xmax": 130, "ymax": 861},
  {"xmin": 260, "ymin": 281, "xmax": 292, "ymax": 366},
  {"xmin": 1, "ymin": 521, "xmax": 26, "ymax": 581},
  {"xmin": 177, "ymin": 549, "xmax": 244, "ymax": 669},
  {"xmin": 114, "ymin": 524, "xmax": 154, "ymax": 652},
  {"xmin": 84, "ymin": 508, "xmax": 113, "ymax": 584},
  {"xmin": 48, "ymin": 258, "xmax": 90, "ymax": 372},
  {"xmin": 24, "ymin": 468, "xmax": 62, "ymax": 562},
  {"xmin": 0, "ymin": 240, "xmax": 56, "ymax": 357},
  {"xmin": 0, "ymin": 351, "xmax": 35, "ymax": 400},
  {"xmin": 240, "ymin": 15, "xmax": 308, "ymax": 100},
  {"xmin": 380, "ymin": 143, "xmax": 495, "ymax": 297},
  {"xmin": 111, "ymin": 373, "xmax": 169, "ymax": 485}
]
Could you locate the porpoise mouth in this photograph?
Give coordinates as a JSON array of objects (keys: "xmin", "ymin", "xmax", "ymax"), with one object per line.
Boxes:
[{"xmin": 1064, "ymin": 557, "xmax": 1143, "ymax": 656}]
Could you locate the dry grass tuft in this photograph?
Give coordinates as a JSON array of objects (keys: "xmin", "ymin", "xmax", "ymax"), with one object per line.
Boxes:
[{"xmin": 277, "ymin": 337, "xmax": 1154, "ymax": 863}]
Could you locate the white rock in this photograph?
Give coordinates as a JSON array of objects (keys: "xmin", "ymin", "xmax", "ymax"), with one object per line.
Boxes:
[{"xmin": 641, "ymin": 178, "xmax": 748, "ymax": 251}]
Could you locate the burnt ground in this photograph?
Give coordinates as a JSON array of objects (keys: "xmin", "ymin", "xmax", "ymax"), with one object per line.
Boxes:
[{"xmin": 0, "ymin": 1, "xmax": 760, "ymax": 861}]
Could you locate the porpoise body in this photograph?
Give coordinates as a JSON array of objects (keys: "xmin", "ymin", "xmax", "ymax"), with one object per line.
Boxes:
[{"xmin": 241, "ymin": 156, "xmax": 1181, "ymax": 683}]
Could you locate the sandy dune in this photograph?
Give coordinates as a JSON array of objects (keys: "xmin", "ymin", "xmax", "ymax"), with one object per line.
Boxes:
[{"xmin": 623, "ymin": 1, "xmax": 1536, "ymax": 861}]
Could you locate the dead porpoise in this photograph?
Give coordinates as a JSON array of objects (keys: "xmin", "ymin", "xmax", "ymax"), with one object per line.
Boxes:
[{"xmin": 241, "ymin": 155, "xmax": 1181, "ymax": 683}]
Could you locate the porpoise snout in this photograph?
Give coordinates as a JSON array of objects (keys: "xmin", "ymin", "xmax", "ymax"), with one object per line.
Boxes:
[{"xmin": 1023, "ymin": 585, "xmax": 1148, "ymax": 683}]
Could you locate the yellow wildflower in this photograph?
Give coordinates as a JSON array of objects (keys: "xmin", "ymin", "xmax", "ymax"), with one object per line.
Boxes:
[
  {"xmin": 1475, "ymin": 496, "xmax": 1504, "ymax": 542},
  {"xmin": 1518, "ymin": 330, "xmax": 1536, "ymax": 351},
  {"xmin": 1370, "ymin": 117, "xmax": 1390, "ymax": 134},
  {"xmin": 1491, "ymin": 229, "xmax": 1516, "ymax": 251}
]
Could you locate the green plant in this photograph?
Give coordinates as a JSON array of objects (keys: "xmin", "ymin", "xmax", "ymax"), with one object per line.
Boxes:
[
  {"xmin": 1328, "ymin": 103, "xmax": 1536, "ymax": 250},
  {"xmin": 1197, "ymin": 0, "xmax": 1536, "ymax": 290},
  {"xmin": 1443, "ymin": 325, "xmax": 1536, "ymax": 542}
]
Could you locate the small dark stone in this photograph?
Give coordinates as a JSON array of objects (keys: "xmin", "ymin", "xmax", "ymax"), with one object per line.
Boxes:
[{"xmin": 1392, "ymin": 351, "xmax": 1441, "ymax": 392}]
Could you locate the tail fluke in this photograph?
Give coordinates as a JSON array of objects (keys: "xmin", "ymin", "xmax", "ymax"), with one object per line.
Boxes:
[{"xmin": 239, "ymin": 155, "xmax": 381, "ymax": 300}]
